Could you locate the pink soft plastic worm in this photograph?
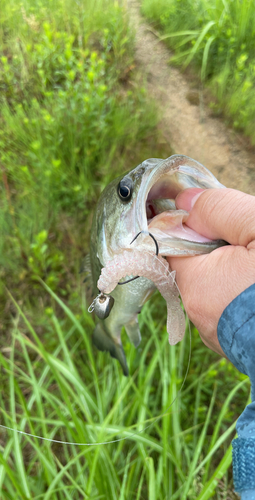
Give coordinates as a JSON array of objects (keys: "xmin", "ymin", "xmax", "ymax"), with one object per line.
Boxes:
[{"xmin": 97, "ymin": 250, "xmax": 185, "ymax": 345}]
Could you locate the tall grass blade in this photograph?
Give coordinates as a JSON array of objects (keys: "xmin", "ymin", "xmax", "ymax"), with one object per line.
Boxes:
[
  {"xmin": 201, "ymin": 35, "xmax": 216, "ymax": 82},
  {"xmin": 196, "ymin": 444, "xmax": 233, "ymax": 500},
  {"xmin": 146, "ymin": 456, "xmax": 156, "ymax": 500},
  {"xmin": 184, "ymin": 21, "xmax": 216, "ymax": 68}
]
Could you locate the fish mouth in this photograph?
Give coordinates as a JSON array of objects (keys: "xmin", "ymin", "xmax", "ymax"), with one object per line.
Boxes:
[{"xmin": 135, "ymin": 154, "xmax": 225, "ymax": 256}]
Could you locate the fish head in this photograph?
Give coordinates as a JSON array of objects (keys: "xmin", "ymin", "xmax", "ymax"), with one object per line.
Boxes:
[
  {"xmin": 91, "ymin": 159, "xmax": 153, "ymax": 265},
  {"xmin": 92, "ymin": 154, "xmax": 226, "ymax": 266}
]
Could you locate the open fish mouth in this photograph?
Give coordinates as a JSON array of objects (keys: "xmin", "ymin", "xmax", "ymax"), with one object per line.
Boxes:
[{"xmin": 134, "ymin": 155, "xmax": 225, "ymax": 256}]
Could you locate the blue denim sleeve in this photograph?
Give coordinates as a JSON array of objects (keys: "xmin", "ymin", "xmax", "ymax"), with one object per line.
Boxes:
[{"xmin": 217, "ymin": 283, "xmax": 255, "ymax": 499}]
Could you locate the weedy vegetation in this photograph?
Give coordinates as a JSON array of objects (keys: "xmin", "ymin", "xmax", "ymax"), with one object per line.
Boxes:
[
  {"xmin": 142, "ymin": 0, "xmax": 255, "ymax": 145},
  {"xmin": 0, "ymin": 0, "xmax": 249, "ymax": 498}
]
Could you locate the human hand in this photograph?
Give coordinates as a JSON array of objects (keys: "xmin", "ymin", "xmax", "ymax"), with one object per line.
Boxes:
[{"xmin": 167, "ymin": 188, "xmax": 255, "ymax": 356}]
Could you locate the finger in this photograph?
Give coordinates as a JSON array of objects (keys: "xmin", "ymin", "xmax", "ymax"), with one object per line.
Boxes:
[
  {"xmin": 175, "ymin": 188, "xmax": 255, "ymax": 246},
  {"xmin": 168, "ymin": 247, "xmax": 255, "ymax": 355}
]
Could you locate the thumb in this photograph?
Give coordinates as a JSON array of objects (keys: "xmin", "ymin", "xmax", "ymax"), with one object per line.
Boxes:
[{"xmin": 175, "ymin": 188, "xmax": 255, "ymax": 247}]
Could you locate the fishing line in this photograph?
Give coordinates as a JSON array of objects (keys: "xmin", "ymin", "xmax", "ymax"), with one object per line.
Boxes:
[
  {"xmin": 0, "ymin": 255, "xmax": 191, "ymax": 446},
  {"xmin": 117, "ymin": 230, "xmax": 159, "ymax": 285},
  {"xmin": 130, "ymin": 231, "xmax": 159, "ymax": 255}
]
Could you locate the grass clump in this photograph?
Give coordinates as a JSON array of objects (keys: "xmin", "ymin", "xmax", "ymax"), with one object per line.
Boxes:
[
  {"xmin": 0, "ymin": 287, "xmax": 248, "ymax": 499},
  {"xmin": 141, "ymin": 0, "xmax": 255, "ymax": 144},
  {"xmin": 0, "ymin": 0, "xmax": 157, "ymax": 293}
]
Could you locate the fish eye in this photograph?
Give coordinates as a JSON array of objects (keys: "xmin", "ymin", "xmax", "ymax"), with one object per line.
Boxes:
[{"xmin": 118, "ymin": 177, "xmax": 133, "ymax": 202}]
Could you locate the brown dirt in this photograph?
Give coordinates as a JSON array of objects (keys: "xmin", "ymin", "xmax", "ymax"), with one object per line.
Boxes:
[{"xmin": 127, "ymin": 0, "xmax": 255, "ymax": 195}]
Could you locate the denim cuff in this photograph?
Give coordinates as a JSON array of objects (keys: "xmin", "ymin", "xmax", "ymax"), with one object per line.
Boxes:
[
  {"xmin": 241, "ymin": 490, "xmax": 255, "ymax": 500},
  {"xmin": 217, "ymin": 283, "xmax": 255, "ymax": 387},
  {"xmin": 232, "ymin": 438, "xmax": 255, "ymax": 493}
]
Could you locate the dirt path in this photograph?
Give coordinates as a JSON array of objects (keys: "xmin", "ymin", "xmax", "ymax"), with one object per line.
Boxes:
[{"xmin": 127, "ymin": 0, "xmax": 255, "ymax": 195}]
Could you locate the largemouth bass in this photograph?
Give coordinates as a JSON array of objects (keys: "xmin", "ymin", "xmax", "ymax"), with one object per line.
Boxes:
[{"xmin": 85, "ymin": 154, "xmax": 225, "ymax": 375}]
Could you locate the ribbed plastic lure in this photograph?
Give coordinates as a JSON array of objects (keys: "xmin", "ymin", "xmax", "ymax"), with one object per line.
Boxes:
[{"xmin": 97, "ymin": 249, "xmax": 185, "ymax": 345}]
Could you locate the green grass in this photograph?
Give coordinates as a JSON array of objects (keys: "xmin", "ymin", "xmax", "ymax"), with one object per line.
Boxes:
[
  {"xmin": 0, "ymin": 0, "xmax": 250, "ymax": 498},
  {"xmin": 0, "ymin": 286, "xmax": 248, "ymax": 499},
  {"xmin": 0, "ymin": 0, "xmax": 157, "ymax": 285},
  {"xmin": 141, "ymin": 0, "xmax": 255, "ymax": 144},
  {"xmin": 0, "ymin": 0, "xmax": 165, "ymax": 340}
]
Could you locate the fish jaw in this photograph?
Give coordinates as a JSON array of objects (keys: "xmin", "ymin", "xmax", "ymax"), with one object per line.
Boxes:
[{"xmin": 133, "ymin": 154, "xmax": 226, "ymax": 256}]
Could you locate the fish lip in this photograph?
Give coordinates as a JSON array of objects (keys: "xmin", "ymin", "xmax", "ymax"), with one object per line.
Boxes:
[
  {"xmin": 134, "ymin": 155, "xmax": 179, "ymax": 233},
  {"xmin": 134, "ymin": 154, "xmax": 225, "ymax": 252}
]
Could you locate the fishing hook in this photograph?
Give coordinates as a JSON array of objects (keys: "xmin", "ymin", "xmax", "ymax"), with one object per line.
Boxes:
[{"xmin": 118, "ymin": 231, "xmax": 159, "ymax": 285}]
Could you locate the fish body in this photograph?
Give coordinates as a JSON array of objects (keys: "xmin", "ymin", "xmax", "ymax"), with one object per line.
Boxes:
[{"xmin": 87, "ymin": 155, "xmax": 225, "ymax": 375}]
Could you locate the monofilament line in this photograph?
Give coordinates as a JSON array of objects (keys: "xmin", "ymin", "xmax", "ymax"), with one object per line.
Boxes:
[{"xmin": 1, "ymin": 255, "xmax": 191, "ymax": 446}]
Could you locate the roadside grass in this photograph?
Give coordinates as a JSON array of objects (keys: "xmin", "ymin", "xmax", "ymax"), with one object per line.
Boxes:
[
  {"xmin": 0, "ymin": 0, "xmax": 166, "ymax": 352},
  {"xmin": 141, "ymin": 0, "xmax": 255, "ymax": 145},
  {"xmin": 0, "ymin": 286, "xmax": 248, "ymax": 499},
  {"xmin": 0, "ymin": 0, "xmax": 250, "ymax": 498},
  {"xmin": 0, "ymin": 0, "xmax": 158, "ymax": 296}
]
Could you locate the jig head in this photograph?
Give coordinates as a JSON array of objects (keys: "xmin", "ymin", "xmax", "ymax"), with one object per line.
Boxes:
[{"xmin": 88, "ymin": 292, "xmax": 115, "ymax": 320}]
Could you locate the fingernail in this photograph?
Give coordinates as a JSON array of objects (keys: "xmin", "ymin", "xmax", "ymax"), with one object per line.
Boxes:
[{"xmin": 175, "ymin": 188, "xmax": 206, "ymax": 212}]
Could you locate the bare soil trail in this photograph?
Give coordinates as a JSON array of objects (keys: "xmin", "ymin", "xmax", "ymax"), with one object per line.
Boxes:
[{"xmin": 127, "ymin": 0, "xmax": 255, "ymax": 195}]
